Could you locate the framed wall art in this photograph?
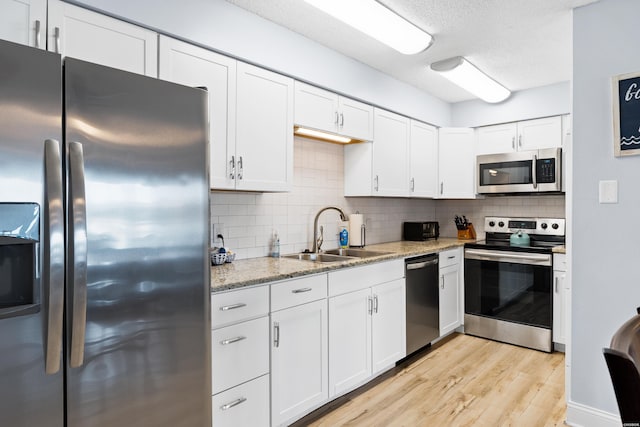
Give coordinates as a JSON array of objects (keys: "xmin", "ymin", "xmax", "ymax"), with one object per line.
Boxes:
[{"xmin": 613, "ymin": 71, "xmax": 640, "ymax": 157}]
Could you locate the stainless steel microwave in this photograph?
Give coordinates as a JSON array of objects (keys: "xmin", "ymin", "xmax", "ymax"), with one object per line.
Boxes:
[{"xmin": 476, "ymin": 148, "xmax": 562, "ymax": 194}]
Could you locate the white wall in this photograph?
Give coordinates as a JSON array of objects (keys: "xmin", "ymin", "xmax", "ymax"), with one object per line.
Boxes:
[
  {"xmin": 69, "ymin": 0, "xmax": 451, "ymax": 126},
  {"xmin": 571, "ymin": 0, "xmax": 640, "ymax": 419},
  {"xmin": 451, "ymin": 82, "xmax": 571, "ymax": 127}
]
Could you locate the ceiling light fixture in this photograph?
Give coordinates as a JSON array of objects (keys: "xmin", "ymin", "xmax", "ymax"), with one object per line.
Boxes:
[
  {"xmin": 430, "ymin": 56, "xmax": 511, "ymax": 103},
  {"xmin": 294, "ymin": 127, "xmax": 354, "ymax": 144},
  {"xmin": 303, "ymin": 0, "xmax": 433, "ymax": 55}
]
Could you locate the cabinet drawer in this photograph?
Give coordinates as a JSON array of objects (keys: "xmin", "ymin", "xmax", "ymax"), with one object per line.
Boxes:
[
  {"xmin": 553, "ymin": 253, "xmax": 567, "ymax": 271},
  {"xmin": 328, "ymin": 259, "xmax": 404, "ymax": 297},
  {"xmin": 212, "ymin": 285, "xmax": 269, "ymax": 329},
  {"xmin": 212, "ymin": 374, "xmax": 270, "ymax": 427},
  {"xmin": 439, "ymin": 248, "xmax": 461, "ymax": 268},
  {"xmin": 212, "ymin": 316, "xmax": 269, "ymax": 394},
  {"xmin": 271, "ymin": 274, "xmax": 327, "ymax": 312}
]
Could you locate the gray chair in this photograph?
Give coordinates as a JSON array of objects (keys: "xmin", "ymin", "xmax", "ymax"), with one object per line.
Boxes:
[{"xmin": 603, "ymin": 307, "xmax": 640, "ymax": 424}]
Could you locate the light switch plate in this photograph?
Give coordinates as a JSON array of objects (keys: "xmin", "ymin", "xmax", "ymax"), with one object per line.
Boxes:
[{"xmin": 599, "ymin": 180, "xmax": 618, "ymax": 204}]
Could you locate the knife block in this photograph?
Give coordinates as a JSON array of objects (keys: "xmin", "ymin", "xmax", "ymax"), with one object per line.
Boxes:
[{"xmin": 457, "ymin": 223, "xmax": 476, "ymax": 240}]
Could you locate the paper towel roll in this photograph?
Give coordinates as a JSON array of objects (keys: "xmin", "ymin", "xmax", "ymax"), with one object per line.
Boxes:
[{"xmin": 349, "ymin": 214, "xmax": 365, "ymax": 247}]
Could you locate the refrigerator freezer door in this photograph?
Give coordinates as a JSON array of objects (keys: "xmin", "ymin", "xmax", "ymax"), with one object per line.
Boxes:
[
  {"xmin": 0, "ymin": 40, "xmax": 64, "ymax": 427},
  {"xmin": 63, "ymin": 58, "xmax": 211, "ymax": 427}
]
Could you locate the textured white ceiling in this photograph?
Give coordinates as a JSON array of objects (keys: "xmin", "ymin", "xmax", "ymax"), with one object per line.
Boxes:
[{"xmin": 226, "ymin": 0, "xmax": 597, "ymax": 103}]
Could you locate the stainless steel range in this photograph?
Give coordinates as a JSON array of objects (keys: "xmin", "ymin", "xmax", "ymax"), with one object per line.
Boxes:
[{"xmin": 464, "ymin": 217, "xmax": 565, "ymax": 352}]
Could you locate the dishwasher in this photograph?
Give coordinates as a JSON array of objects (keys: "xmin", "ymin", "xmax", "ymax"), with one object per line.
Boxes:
[{"xmin": 405, "ymin": 254, "xmax": 439, "ymax": 355}]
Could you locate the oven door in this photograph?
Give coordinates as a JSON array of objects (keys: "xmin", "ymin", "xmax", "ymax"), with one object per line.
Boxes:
[
  {"xmin": 477, "ymin": 151, "xmax": 536, "ymax": 194},
  {"xmin": 464, "ymin": 248, "xmax": 552, "ymax": 329}
]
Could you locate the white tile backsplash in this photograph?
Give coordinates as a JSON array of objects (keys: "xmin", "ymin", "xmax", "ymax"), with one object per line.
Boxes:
[{"xmin": 211, "ymin": 137, "xmax": 565, "ymax": 259}]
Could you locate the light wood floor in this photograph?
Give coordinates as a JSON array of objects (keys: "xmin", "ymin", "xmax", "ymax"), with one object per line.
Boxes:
[{"xmin": 296, "ymin": 333, "xmax": 565, "ymax": 427}]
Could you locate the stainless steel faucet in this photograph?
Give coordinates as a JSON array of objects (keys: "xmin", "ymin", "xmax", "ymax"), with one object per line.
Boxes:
[{"xmin": 312, "ymin": 206, "xmax": 347, "ymax": 253}]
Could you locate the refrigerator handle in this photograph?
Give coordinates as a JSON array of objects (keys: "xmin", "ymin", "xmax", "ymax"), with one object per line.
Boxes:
[
  {"xmin": 68, "ymin": 142, "xmax": 88, "ymax": 368},
  {"xmin": 44, "ymin": 139, "xmax": 65, "ymax": 375}
]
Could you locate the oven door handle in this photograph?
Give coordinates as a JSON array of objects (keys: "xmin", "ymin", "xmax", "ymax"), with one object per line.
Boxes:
[{"xmin": 465, "ymin": 249, "xmax": 551, "ymax": 266}]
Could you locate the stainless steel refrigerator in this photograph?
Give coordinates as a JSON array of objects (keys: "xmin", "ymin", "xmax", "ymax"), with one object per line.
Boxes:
[{"xmin": 0, "ymin": 39, "xmax": 211, "ymax": 426}]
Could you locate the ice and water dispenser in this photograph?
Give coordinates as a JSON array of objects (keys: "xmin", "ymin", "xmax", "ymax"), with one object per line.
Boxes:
[{"xmin": 0, "ymin": 203, "xmax": 40, "ymax": 318}]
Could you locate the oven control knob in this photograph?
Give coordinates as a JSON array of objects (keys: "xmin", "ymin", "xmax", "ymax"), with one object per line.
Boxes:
[
  {"xmin": 498, "ymin": 221, "xmax": 505, "ymax": 227},
  {"xmin": 552, "ymin": 223, "xmax": 559, "ymax": 230},
  {"xmin": 541, "ymin": 223, "xmax": 548, "ymax": 230},
  {"xmin": 489, "ymin": 221, "xmax": 495, "ymax": 227}
]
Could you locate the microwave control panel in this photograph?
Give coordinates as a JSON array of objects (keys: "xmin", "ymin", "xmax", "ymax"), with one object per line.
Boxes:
[{"xmin": 536, "ymin": 158, "xmax": 556, "ymax": 183}]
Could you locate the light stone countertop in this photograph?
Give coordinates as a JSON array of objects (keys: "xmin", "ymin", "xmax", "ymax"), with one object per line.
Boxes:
[
  {"xmin": 211, "ymin": 238, "xmax": 469, "ymax": 293},
  {"xmin": 552, "ymin": 245, "xmax": 566, "ymax": 254}
]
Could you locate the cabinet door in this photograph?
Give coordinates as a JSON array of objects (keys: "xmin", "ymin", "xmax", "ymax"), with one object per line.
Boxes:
[
  {"xmin": 0, "ymin": 0, "xmax": 46, "ymax": 49},
  {"xmin": 439, "ymin": 264, "xmax": 460, "ymax": 336},
  {"xmin": 371, "ymin": 278, "xmax": 406, "ymax": 375},
  {"xmin": 372, "ymin": 108, "xmax": 410, "ymax": 197},
  {"xmin": 158, "ymin": 36, "xmax": 237, "ymax": 190},
  {"xmin": 328, "ymin": 288, "xmax": 371, "ymax": 398},
  {"xmin": 409, "ymin": 120, "xmax": 438, "ymax": 198},
  {"xmin": 344, "ymin": 142, "xmax": 374, "ymax": 196},
  {"xmin": 339, "ymin": 96, "xmax": 373, "ymax": 141},
  {"xmin": 47, "ymin": 0, "xmax": 157, "ymax": 77},
  {"xmin": 553, "ymin": 269, "xmax": 567, "ymax": 345},
  {"xmin": 236, "ymin": 62, "xmax": 293, "ymax": 192},
  {"xmin": 438, "ymin": 128, "xmax": 476, "ymax": 199},
  {"xmin": 517, "ymin": 116, "xmax": 562, "ymax": 150},
  {"xmin": 294, "ymin": 82, "xmax": 338, "ymax": 134},
  {"xmin": 271, "ymin": 299, "xmax": 328, "ymax": 426},
  {"xmin": 476, "ymin": 122, "xmax": 517, "ymax": 155}
]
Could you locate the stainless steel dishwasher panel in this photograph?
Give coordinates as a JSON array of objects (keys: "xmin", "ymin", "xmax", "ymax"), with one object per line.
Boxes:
[{"xmin": 405, "ymin": 254, "xmax": 439, "ymax": 355}]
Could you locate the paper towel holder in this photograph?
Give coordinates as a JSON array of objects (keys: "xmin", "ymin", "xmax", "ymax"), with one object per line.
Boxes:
[{"xmin": 349, "ymin": 212, "xmax": 366, "ymax": 248}]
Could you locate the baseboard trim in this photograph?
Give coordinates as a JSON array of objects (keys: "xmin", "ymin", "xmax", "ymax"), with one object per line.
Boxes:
[{"xmin": 566, "ymin": 400, "xmax": 620, "ymax": 427}]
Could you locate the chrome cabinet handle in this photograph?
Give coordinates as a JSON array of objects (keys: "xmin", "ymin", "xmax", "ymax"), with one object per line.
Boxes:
[
  {"xmin": 220, "ymin": 336, "xmax": 246, "ymax": 345},
  {"xmin": 68, "ymin": 142, "xmax": 88, "ymax": 368},
  {"xmin": 373, "ymin": 295, "xmax": 379, "ymax": 314},
  {"xmin": 219, "ymin": 303, "xmax": 246, "ymax": 311},
  {"xmin": 511, "ymin": 136, "xmax": 515, "ymax": 149},
  {"xmin": 367, "ymin": 296, "xmax": 373, "ymax": 315},
  {"xmin": 54, "ymin": 27, "xmax": 61, "ymax": 54},
  {"xmin": 518, "ymin": 134, "xmax": 522, "ymax": 147},
  {"xmin": 410, "ymin": 177, "xmax": 415, "ymax": 192},
  {"xmin": 273, "ymin": 322, "xmax": 280, "ymax": 348},
  {"xmin": 374, "ymin": 175, "xmax": 379, "ymax": 192},
  {"xmin": 441, "ymin": 275, "xmax": 445, "ymax": 290},
  {"xmin": 340, "ymin": 113, "xmax": 344, "ymax": 127},
  {"xmin": 237, "ymin": 156, "xmax": 243, "ymax": 180},
  {"xmin": 440, "ymin": 182, "xmax": 444, "ymax": 195},
  {"xmin": 44, "ymin": 139, "xmax": 64, "ymax": 374},
  {"xmin": 447, "ymin": 255, "xmax": 456, "ymax": 259},
  {"xmin": 229, "ymin": 155, "xmax": 236, "ymax": 179},
  {"xmin": 220, "ymin": 397, "xmax": 247, "ymax": 411},
  {"xmin": 292, "ymin": 287, "xmax": 312, "ymax": 294},
  {"xmin": 35, "ymin": 20, "xmax": 41, "ymax": 48},
  {"xmin": 334, "ymin": 111, "xmax": 339, "ymax": 125},
  {"xmin": 555, "ymin": 277, "xmax": 559, "ymax": 293}
]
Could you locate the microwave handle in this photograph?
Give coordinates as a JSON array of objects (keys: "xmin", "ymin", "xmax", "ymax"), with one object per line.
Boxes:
[{"xmin": 532, "ymin": 154, "xmax": 538, "ymax": 189}]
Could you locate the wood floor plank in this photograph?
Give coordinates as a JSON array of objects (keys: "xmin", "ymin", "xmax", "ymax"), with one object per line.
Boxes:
[{"xmin": 300, "ymin": 334, "xmax": 566, "ymax": 427}]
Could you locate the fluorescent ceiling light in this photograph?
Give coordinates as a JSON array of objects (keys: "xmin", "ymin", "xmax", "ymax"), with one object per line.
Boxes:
[
  {"xmin": 294, "ymin": 127, "xmax": 353, "ymax": 144},
  {"xmin": 430, "ymin": 56, "xmax": 511, "ymax": 103},
  {"xmin": 304, "ymin": 0, "xmax": 433, "ymax": 55}
]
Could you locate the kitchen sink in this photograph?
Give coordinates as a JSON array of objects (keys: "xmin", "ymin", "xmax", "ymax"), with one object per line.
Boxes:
[
  {"xmin": 282, "ymin": 253, "xmax": 355, "ymax": 263},
  {"xmin": 323, "ymin": 248, "xmax": 393, "ymax": 258}
]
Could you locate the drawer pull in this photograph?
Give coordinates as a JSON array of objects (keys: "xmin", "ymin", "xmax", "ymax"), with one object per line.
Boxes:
[
  {"xmin": 291, "ymin": 287, "xmax": 312, "ymax": 294},
  {"xmin": 220, "ymin": 336, "xmax": 246, "ymax": 345},
  {"xmin": 219, "ymin": 303, "xmax": 246, "ymax": 311},
  {"xmin": 220, "ymin": 397, "xmax": 247, "ymax": 411},
  {"xmin": 447, "ymin": 256, "xmax": 456, "ymax": 259}
]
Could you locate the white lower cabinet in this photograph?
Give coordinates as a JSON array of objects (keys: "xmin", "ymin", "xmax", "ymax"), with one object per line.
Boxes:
[
  {"xmin": 270, "ymin": 276, "xmax": 328, "ymax": 426},
  {"xmin": 439, "ymin": 248, "xmax": 462, "ymax": 336},
  {"xmin": 212, "ymin": 374, "xmax": 270, "ymax": 427},
  {"xmin": 553, "ymin": 253, "xmax": 567, "ymax": 346},
  {"xmin": 327, "ymin": 260, "xmax": 406, "ymax": 399}
]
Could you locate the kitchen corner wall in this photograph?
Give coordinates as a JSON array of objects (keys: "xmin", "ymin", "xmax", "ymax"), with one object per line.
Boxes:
[{"xmin": 211, "ymin": 137, "xmax": 565, "ymax": 259}]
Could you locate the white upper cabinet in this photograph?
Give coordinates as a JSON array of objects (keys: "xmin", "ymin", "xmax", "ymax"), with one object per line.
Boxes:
[
  {"xmin": 438, "ymin": 127, "xmax": 476, "ymax": 199},
  {"xmin": 158, "ymin": 36, "xmax": 237, "ymax": 190},
  {"xmin": 0, "ymin": 0, "xmax": 46, "ymax": 49},
  {"xmin": 476, "ymin": 116, "xmax": 563, "ymax": 155},
  {"xmin": 372, "ymin": 108, "xmax": 410, "ymax": 197},
  {"xmin": 294, "ymin": 82, "xmax": 373, "ymax": 141},
  {"xmin": 47, "ymin": 0, "xmax": 157, "ymax": 77},
  {"xmin": 409, "ymin": 120, "xmax": 438, "ymax": 198},
  {"xmin": 236, "ymin": 62, "xmax": 294, "ymax": 192}
]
